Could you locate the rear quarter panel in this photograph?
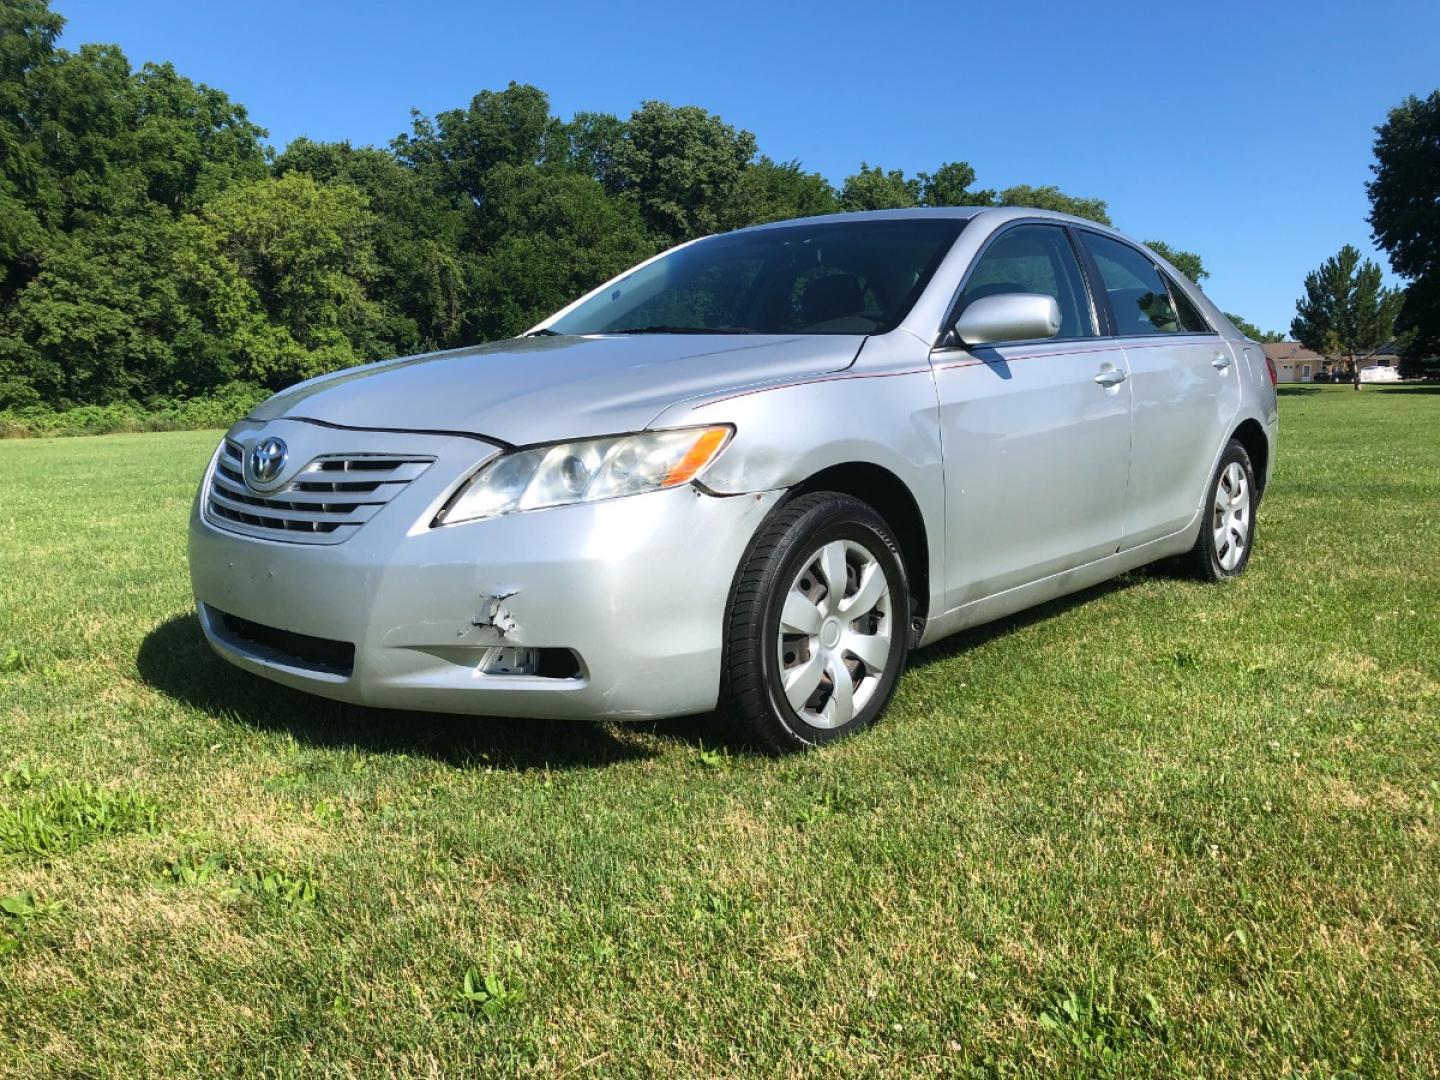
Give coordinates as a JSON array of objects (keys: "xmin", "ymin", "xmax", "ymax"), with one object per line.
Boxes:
[{"xmin": 1142, "ymin": 251, "xmax": 1279, "ymax": 495}]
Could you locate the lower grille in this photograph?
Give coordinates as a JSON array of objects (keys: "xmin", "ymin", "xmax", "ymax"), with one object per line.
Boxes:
[
  {"xmin": 210, "ymin": 607, "xmax": 355, "ymax": 677},
  {"xmin": 205, "ymin": 439, "xmax": 432, "ymax": 545}
]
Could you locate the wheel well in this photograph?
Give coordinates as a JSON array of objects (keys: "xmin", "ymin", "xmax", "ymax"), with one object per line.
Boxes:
[
  {"xmin": 792, "ymin": 463, "xmax": 930, "ymax": 626},
  {"xmin": 1231, "ymin": 419, "xmax": 1269, "ymax": 497}
]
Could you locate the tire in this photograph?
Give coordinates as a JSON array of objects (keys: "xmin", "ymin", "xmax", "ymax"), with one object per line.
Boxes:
[
  {"xmin": 1185, "ymin": 438, "xmax": 1258, "ymax": 582},
  {"xmin": 723, "ymin": 492, "xmax": 911, "ymax": 753}
]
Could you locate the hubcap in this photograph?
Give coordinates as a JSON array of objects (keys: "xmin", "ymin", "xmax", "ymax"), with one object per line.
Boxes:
[
  {"xmin": 776, "ymin": 539, "xmax": 893, "ymax": 729},
  {"xmin": 1212, "ymin": 461, "xmax": 1251, "ymax": 571}
]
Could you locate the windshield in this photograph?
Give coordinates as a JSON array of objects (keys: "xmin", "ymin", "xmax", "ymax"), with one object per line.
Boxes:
[{"xmin": 547, "ymin": 217, "xmax": 967, "ymax": 336}]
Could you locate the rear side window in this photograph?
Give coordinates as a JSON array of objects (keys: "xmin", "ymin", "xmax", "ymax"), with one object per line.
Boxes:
[
  {"xmin": 956, "ymin": 224, "xmax": 1096, "ymax": 340},
  {"xmin": 1079, "ymin": 232, "xmax": 1181, "ymax": 335},
  {"xmin": 1164, "ymin": 274, "xmax": 1212, "ymax": 333}
]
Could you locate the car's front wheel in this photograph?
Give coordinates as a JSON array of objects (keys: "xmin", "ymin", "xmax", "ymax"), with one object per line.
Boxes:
[{"xmin": 724, "ymin": 492, "xmax": 911, "ymax": 753}]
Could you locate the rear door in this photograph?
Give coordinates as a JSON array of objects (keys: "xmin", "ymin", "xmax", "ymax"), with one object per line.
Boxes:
[
  {"xmin": 1075, "ymin": 231, "xmax": 1241, "ymax": 549},
  {"xmin": 929, "ymin": 222, "xmax": 1133, "ymax": 609}
]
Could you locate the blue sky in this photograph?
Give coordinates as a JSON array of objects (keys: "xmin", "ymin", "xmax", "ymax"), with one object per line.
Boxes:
[{"xmin": 58, "ymin": 0, "xmax": 1440, "ymax": 333}]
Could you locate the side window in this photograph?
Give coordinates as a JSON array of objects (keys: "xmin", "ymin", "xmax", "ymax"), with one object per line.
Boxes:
[
  {"xmin": 1079, "ymin": 232, "xmax": 1181, "ymax": 335},
  {"xmin": 956, "ymin": 224, "xmax": 1096, "ymax": 340},
  {"xmin": 1164, "ymin": 273, "xmax": 1212, "ymax": 334}
]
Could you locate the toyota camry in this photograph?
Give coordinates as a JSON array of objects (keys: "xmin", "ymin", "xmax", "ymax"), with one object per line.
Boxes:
[{"xmin": 189, "ymin": 207, "xmax": 1278, "ymax": 752}]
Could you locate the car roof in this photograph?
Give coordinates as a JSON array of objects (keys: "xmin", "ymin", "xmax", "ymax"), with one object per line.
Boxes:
[
  {"xmin": 737, "ymin": 207, "xmax": 986, "ymax": 233},
  {"xmin": 734, "ymin": 205, "xmax": 1119, "ymax": 235}
]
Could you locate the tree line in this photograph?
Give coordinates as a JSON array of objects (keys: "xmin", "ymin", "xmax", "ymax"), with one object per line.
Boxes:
[{"xmin": 20, "ymin": 1, "xmax": 1433, "ymax": 415}]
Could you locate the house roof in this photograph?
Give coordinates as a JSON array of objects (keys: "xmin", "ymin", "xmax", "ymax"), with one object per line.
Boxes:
[{"xmin": 1263, "ymin": 342, "xmax": 1323, "ymax": 362}]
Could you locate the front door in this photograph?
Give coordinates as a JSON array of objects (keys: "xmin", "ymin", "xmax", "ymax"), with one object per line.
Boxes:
[{"xmin": 930, "ymin": 223, "xmax": 1133, "ymax": 611}]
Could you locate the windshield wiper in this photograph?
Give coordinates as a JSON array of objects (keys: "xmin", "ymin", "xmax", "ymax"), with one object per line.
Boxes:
[
  {"xmin": 603, "ymin": 325, "xmax": 756, "ymax": 335},
  {"xmin": 523, "ymin": 327, "xmax": 561, "ymax": 337}
]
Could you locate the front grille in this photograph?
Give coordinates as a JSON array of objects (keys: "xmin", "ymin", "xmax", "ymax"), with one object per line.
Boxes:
[
  {"xmin": 210, "ymin": 606, "xmax": 355, "ymax": 676},
  {"xmin": 206, "ymin": 440, "xmax": 432, "ymax": 545}
]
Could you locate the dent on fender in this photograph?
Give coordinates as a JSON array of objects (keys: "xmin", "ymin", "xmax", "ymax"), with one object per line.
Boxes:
[{"xmin": 690, "ymin": 479, "xmax": 780, "ymax": 500}]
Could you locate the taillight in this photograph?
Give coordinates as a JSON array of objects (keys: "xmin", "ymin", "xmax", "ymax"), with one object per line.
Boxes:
[{"xmin": 1264, "ymin": 354, "xmax": 1278, "ymax": 386}]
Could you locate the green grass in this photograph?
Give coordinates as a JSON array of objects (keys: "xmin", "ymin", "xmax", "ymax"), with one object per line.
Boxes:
[{"xmin": 1, "ymin": 384, "xmax": 1437, "ymax": 1076}]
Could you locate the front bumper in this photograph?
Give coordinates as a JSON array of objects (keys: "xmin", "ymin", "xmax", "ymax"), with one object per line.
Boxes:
[{"xmin": 189, "ymin": 420, "xmax": 781, "ymax": 719}]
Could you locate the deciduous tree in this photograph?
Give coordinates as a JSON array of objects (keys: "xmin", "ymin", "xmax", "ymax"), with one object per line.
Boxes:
[
  {"xmin": 1368, "ymin": 90, "xmax": 1440, "ymax": 375},
  {"xmin": 1223, "ymin": 312, "xmax": 1284, "ymax": 343},
  {"xmin": 0, "ymin": 0, "xmax": 65, "ymax": 294},
  {"xmin": 1144, "ymin": 240, "xmax": 1208, "ymax": 285},
  {"xmin": 839, "ymin": 164, "xmax": 918, "ymax": 211},
  {"xmin": 392, "ymin": 82, "xmax": 551, "ymax": 206},
  {"xmin": 609, "ymin": 101, "xmax": 756, "ymax": 243},
  {"xmin": 917, "ymin": 162, "xmax": 993, "ymax": 208},
  {"xmin": 729, "ymin": 157, "xmax": 837, "ymax": 226},
  {"xmin": 276, "ymin": 138, "xmax": 473, "ymax": 350},
  {"xmin": 552, "ymin": 110, "xmax": 628, "ymax": 192},
  {"xmin": 995, "ymin": 184, "xmax": 1110, "ymax": 224},
  {"xmin": 130, "ymin": 61, "xmax": 268, "ymax": 213},
  {"xmin": 0, "ymin": 209, "xmax": 192, "ymax": 404},
  {"xmin": 470, "ymin": 164, "xmax": 654, "ymax": 339},
  {"xmin": 176, "ymin": 173, "xmax": 386, "ymax": 386}
]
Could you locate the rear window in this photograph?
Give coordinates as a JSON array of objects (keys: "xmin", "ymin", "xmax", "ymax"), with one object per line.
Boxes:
[
  {"xmin": 1078, "ymin": 232, "xmax": 1181, "ymax": 336},
  {"xmin": 1164, "ymin": 274, "xmax": 1212, "ymax": 333}
]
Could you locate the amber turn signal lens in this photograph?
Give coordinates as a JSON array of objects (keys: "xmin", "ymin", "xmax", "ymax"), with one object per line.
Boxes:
[{"xmin": 662, "ymin": 427, "xmax": 731, "ymax": 487}]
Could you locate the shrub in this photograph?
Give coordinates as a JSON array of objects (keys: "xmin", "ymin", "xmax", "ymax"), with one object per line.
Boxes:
[{"xmin": 0, "ymin": 382, "xmax": 270, "ymax": 439}]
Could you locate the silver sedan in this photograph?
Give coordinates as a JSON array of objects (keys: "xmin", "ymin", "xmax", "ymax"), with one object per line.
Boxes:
[{"xmin": 189, "ymin": 207, "xmax": 1278, "ymax": 751}]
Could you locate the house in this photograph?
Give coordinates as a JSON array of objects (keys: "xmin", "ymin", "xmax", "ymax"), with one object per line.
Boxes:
[
  {"xmin": 1261, "ymin": 341, "xmax": 1401, "ymax": 383},
  {"xmin": 1262, "ymin": 342, "xmax": 1323, "ymax": 383}
]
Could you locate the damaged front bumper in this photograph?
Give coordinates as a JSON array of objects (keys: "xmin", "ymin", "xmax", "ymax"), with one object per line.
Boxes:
[{"xmin": 189, "ymin": 422, "xmax": 782, "ymax": 720}]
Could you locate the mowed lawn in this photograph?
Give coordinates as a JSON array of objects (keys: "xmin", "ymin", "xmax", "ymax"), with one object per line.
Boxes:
[{"xmin": 1, "ymin": 386, "xmax": 1437, "ymax": 1077}]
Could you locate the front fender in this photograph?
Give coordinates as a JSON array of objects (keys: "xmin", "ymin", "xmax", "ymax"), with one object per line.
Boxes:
[{"xmin": 648, "ymin": 337, "xmax": 947, "ymax": 622}]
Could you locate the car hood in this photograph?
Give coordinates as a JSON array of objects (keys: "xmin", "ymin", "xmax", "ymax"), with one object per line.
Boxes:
[{"xmin": 247, "ymin": 333, "xmax": 863, "ymax": 445}]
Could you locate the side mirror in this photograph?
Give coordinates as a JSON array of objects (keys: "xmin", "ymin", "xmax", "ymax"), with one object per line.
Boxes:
[{"xmin": 952, "ymin": 293, "xmax": 1061, "ymax": 346}]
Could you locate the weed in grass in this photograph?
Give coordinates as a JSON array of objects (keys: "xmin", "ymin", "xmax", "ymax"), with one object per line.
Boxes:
[
  {"xmin": 235, "ymin": 867, "xmax": 318, "ymax": 910},
  {"xmin": 793, "ymin": 778, "xmax": 859, "ymax": 827},
  {"xmin": 458, "ymin": 967, "xmax": 524, "ymax": 1019},
  {"xmin": 1036, "ymin": 976, "xmax": 1169, "ymax": 1055},
  {"xmin": 0, "ymin": 647, "xmax": 23, "ymax": 673},
  {"xmin": 0, "ymin": 779, "xmax": 159, "ymax": 858},
  {"xmin": 690, "ymin": 889, "xmax": 755, "ymax": 924},
  {"xmin": 1, "ymin": 761, "xmax": 56, "ymax": 790},
  {"xmin": 0, "ymin": 890, "xmax": 55, "ymax": 957},
  {"xmin": 159, "ymin": 853, "xmax": 224, "ymax": 887},
  {"xmin": 696, "ymin": 743, "xmax": 731, "ymax": 769}
]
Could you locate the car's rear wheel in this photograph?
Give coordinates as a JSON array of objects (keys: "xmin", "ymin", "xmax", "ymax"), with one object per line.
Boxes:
[
  {"xmin": 724, "ymin": 492, "xmax": 910, "ymax": 753},
  {"xmin": 1185, "ymin": 438, "xmax": 1257, "ymax": 581}
]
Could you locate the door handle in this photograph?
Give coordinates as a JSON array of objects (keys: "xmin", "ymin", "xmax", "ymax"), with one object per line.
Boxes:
[
  {"xmin": 1212, "ymin": 351, "xmax": 1233, "ymax": 370},
  {"xmin": 1094, "ymin": 367, "xmax": 1128, "ymax": 387}
]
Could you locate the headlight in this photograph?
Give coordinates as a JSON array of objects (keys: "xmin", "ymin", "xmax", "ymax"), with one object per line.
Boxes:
[{"xmin": 434, "ymin": 425, "xmax": 733, "ymax": 525}]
